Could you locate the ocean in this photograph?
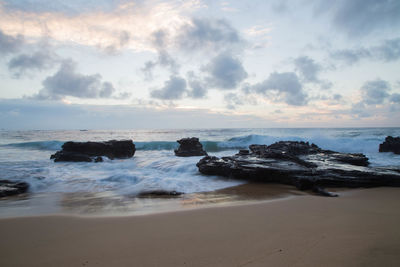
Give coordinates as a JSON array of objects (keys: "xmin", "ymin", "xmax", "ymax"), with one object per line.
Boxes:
[{"xmin": 1, "ymin": 128, "xmax": 399, "ymax": 217}]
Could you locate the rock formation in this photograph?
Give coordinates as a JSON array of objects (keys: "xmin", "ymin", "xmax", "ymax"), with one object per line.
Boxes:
[
  {"xmin": 174, "ymin": 137, "xmax": 208, "ymax": 157},
  {"xmin": 379, "ymin": 136, "xmax": 400, "ymax": 154},
  {"xmin": 51, "ymin": 140, "xmax": 135, "ymax": 162},
  {"xmin": 0, "ymin": 180, "xmax": 29, "ymax": 197},
  {"xmin": 197, "ymin": 141, "xmax": 400, "ymax": 197}
]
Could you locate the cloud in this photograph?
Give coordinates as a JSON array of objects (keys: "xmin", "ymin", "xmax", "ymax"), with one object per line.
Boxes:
[
  {"xmin": 360, "ymin": 79, "xmax": 390, "ymax": 105},
  {"xmin": 141, "ymin": 18, "xmax": 244, "ymax": 80},
  {"xmin": 178, "ymin": 18, "xmax": 242, "ymax": 51},
  {"xmin": 390, "ymin": 93, "xmax": 400, "ymax": 103},
  {"xmin": 8, "ymin": 50, "xmax": 58, "ymax": 77},
  {"xmin": 331, "ymin": 38, "xmax": 400, "ymax": 64},
  {"xmin": 186, "ymin": 72, "xmax": 207, "ymax": 99},
  {"xmin": 33, "ymin": 60, "xmax": 117, "ymax": 100},
  {"xmin": 375, "ymin": 38, "xmax": 400, "ymax": 61},
  {"xmin": 150, "ymin": 75, "xmax": 187, "ymax": 100},
  {"xmin": 250, "ymin": 72, "xmax": 308, "ymax": 106},
  {"xmin": 331, "ymin": 48, "xmax": 371, "ymax": 65},
  {"xmin": 293, "ymin": 56, "xmax": 332, "ymax": 89},
  {"xmin": 0, "ymin": 1, "xmax": 202, "ymax": 52},
  {"xmin": 224, "ymin": 93, "xmax": 243, "ymax": 110},
  {"xmin": 351, "ymin": 79, "xmax": 400, "ymax": 118},
  {"xmin": 294, "ymin": 56, "xmax": 321, "ymax": 83},
  {"xmin": 0, "ymin": 30, "xmax": 23, "ymax": 54},
  {"xmin": 204, "ymin": 52, "xmax": 248, "ymax": 90},
  {"xmin": 141, "ymin": 30, "xmax": 179, "ymax": 80},
  {"xmin": 316, "ymin": 0, "xmax": 400, "ymax": 36}
]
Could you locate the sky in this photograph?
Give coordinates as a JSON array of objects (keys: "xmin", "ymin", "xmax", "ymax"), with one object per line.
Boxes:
[{"xmin": 0, "ymin": 0, "xmax": 399, "ymax": 129}]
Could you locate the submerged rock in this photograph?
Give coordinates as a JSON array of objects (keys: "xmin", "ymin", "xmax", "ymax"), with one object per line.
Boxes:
[
  {"xmin": 137, "ymin": 190, "xmax": 184, "ymax": 198},
  {"xmin": 174, "ymin": 137, "xmax": 208, "ymax": 157},
  {"xmin": 197, "ymin": 141, "xmax": 400, "ymax": 197},
  {"xmin": 0, "ymin": 180, "xmax": 29, "ymax": 197},
  {"xmin": 379, "ymin": 136, "xmax": 400, "ymax": 154},
  {"xmin": 51, "ymin": 140, "xmax": 135, "ymax": 162}
]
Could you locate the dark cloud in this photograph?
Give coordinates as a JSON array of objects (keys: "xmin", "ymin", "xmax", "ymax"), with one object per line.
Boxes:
[
  {"xmin": 294, "ymin": 56, "xmax": 321, "ymax": 83},
  {"xmin": 331, "ymin": 38, "xmax": 400, "ymax": 64},
  {"xmin": 390, "ymin": 93, "xmax": 400, "ymax": 103},
  {"xmin": 150, "ymin": 76, "xmax": 187, "ymax": 100},
  {"xmin": 271, "ymin": 1, "xmax": 289, "ymax": 14},
  {"xmin": 34, "ymin": 60, "xmax": 116, "ymax": 100},
  {"xmin": 103, "ymin": 31, "xmax": 131, "ymax": 54},
  {"xmin": 141, "ymin": 61, "xmax": 157, "ymax": 80},
  {"xmin": 224, "ymin": 93, "xmax": 243, "ymax": 110},
  {"xmin": 8, "ymin": 51, "xmax": 57, "ymax": 77},
  {"xmin": 376, "ymin": 38, "xmax": 400, "ymax": 61},
  {"xmin": 360, "ymin": 79, "xmax": 390, "ymax": 105},
  {"xmin": 141, "ymin": 18, "xmax": 244, "ymax": 81},
  {"xmin": 333, "ymin": 94, "xmax": 343, "ymax": 101},
  {"xmin": 178, "ymin": 18, "xmax": 242, "ymax": 51},
  {"xmin": 141, "ymin": 51, "xmax": 179, "ymax": 80},
  {"xmin": 331, "ymin": 48, "xmax": 371, "ymax": 65},
  {"xmin": 317, "ymin": 0, "xmax": 400, "ymax": 36},
  {"xmin": 0, "ymin": 30, "xmax": 24, "ymax": 55},
  {"xmin": 251, "ymin": 72, "xmax": 308, "ymax": 106},
  {"xmin": 350, "ymin": 79, "xmax": 400, "ymax": 118},
  {"xmin": 204, "ymin": 53, "xmax": 248, "ymax": 90},
  {"xmin": 186, "ymin": 72, "xmax": 207, "ymax": 99},
  {"xmin": 141, "ymin": 30, "xmax": 179, "ymax": 80},
  {"xmin": 293, "ymin": 56, "xmax": 332, "ymax": 89}
]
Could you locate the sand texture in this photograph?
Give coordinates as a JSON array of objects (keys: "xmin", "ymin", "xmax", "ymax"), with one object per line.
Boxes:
[{"xmin": 1, "ymin": 187, "xmax": 399, "ymax": 266}]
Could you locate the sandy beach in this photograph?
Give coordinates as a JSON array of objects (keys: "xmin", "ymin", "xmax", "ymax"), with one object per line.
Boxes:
[{"xmin": 1, "ymin": 187, "xmax": 399, "ymax": 267}]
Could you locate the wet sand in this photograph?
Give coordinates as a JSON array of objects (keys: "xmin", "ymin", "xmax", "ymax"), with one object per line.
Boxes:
[{"xmin": 0, "ymin": 187, "xmax": 399, "ymax": 266}]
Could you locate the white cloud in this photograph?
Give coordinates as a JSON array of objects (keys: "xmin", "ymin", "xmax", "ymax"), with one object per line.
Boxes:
[
  {"xmin": 33, "ymin": 60, "xmax": 118, "ymax": 100},
  {"xmin": 0, "ymin": 0, "xmax": 202, "ymax": 52}
]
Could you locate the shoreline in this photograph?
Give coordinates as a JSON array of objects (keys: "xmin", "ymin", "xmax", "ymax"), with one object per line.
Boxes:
[
  {"xmin": 0, "ymin": 183, "xmax": 308, "ymax": 219},
  {"xmin": 1, "ymin": 187, "xmax": 399, "ymax": 266}
]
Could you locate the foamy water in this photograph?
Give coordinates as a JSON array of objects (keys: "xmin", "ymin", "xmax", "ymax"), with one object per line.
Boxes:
[{"xmin": 0, "ymin": 128, "xmax": 399, "ymax": 217}]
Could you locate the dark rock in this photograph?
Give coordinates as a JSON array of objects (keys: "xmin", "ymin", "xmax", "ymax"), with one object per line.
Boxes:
[
  {"xmin": 94, "ymin": 156, "xmax": 103, "ymax": 162},
  {"xmin": 237, "ymin": 149, "xmax": 250, "ymax": 155},
  {"xmin": 137, "ymin": 190, "xmax": 184, "ymax": 198},
  {"xmin": 0, "ymin": 180, "xmax": 29, "ymax": 197},
  {"xmin": 51, "ymin": 140, "xmax": 135, "ymax": 162},
  {"xmin": 51, "ymin": 151, "xmax": 92, "ymax": 162},
  {"xmin": 174, "ymin": 137, "xmax": 208, "ymax": 157},
  {"xmin": 379, "ymin": 136, "xmax": 400, "ymax": 154},
  {"xmin": 197, "ymin": 141, "xmax": 400, "ymax": 197}
]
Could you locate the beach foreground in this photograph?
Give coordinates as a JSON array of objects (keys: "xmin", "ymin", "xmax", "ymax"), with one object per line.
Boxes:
[{"xmin": 1, "ymin": 187, "xmax": 399, "ymax": 267}]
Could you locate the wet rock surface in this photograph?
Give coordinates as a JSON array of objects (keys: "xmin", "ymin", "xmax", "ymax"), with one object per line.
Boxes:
[
  {"xmin": 197, "ymin": 141, "xmax": 400, "ymax": 197},
  {"xmin": 51, "ymin": 140, "xmax": 135, "ymax": 162},
  {"xmin": 379, "ymin": 136, "xmax": 400, "ymax": 154},
  {"xmin": 0, "ymin": 180, "xmax": 29, "ymax": 197},
  {"xmin": 137, "ymin": 190, "xmax": 184, "ymax": 198},
  {"xmin": 174, "ymin": 137, "xmax": 208, "ymax": 157}
]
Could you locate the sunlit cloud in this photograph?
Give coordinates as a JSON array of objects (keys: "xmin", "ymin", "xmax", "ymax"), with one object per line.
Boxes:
[{"xmin": 0, "ymin": 0, "xmax": 202, "ymax": 52}]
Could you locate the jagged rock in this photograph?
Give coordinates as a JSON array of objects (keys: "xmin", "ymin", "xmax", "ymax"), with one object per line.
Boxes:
[
  {"xmin": 0, "ymin": 180, "xmax": 29, "ymax": 197},
  {"xmin": 137, "ymin": 190, "xmax": 184, "ymax": 198},
  {"xmin": 50, "ymin": 151, "xmax": 92, "ymax": 162},
  {"xmin": 197, "ymin": 141, "xmax": 400, "ymax": 197},
  {"xmin": 379, "ymin": 136, "xmax": 400, "ymax": 154},
  {"xmin": 51, "ymin": 140, "xmax": 135, "ymax": 162},
  {"xmin": 174, "ymin": 137, "xmax": 208, "ymax": 157}
]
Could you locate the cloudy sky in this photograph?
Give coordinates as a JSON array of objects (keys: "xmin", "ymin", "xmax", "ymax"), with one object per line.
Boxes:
[{"xmin": 0, "ymin": 0, "xmax": 399, "ymax": 129}]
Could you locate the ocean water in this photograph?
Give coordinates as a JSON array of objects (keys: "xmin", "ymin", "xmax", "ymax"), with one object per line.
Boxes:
[{"xmin": 0, "ymin": 128, "xmax": 399, "ymax": 217}]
